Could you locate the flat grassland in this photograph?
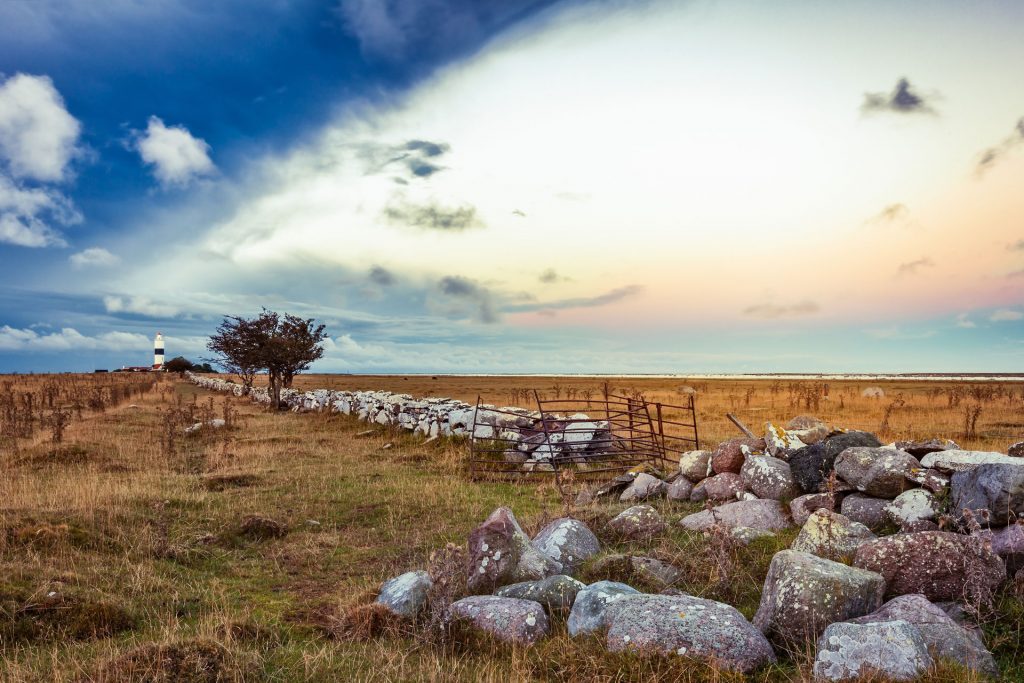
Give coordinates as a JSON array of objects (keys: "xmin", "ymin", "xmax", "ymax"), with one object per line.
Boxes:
[{"xmin": 0, "ymin": 373, "xmax": 1021, "ymax": 681}]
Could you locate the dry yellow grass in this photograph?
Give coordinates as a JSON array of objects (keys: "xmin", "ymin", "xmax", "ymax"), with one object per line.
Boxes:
[{"xmin": 0, "ymin": 372, "xmax": 1020, "ymax": 681}]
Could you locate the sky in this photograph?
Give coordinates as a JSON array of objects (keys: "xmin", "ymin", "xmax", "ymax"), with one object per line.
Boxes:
[{"xmin": 0, "ymin": 0, "xmax": 1022, "ymax": 374}]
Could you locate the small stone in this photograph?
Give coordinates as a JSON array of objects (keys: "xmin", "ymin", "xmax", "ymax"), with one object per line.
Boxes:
[
  {"xmin": 791, "ymin": 509, "xmax": 875, "ymax": 561},
  {"xmin": 531, "ymin": 518, "xmax": 600, "ymax": 576},
  {"xmin": 679, "ymin": 450, "xmax": 712, "ymax": 482},
  {"xmin": 885, "ymin": 489, "xmax": 939, "ymax": 528},
  {"xmin": 607, "ymin": 505, "xmax": 667, "ymax": 540},
  {"xmin": 711, "ymin": 438, "xmax": 764, "ymax": 474},
  {"xmin": 665, "ymin": 476, "xmax": 693, "ymax": 503},
  {"xmin": 840, "ymin": 493, "xmax": 890, "ymax": 529},
  {"xmin": 731, "ymin": 526, "xmax": 776, "ymax": 544},
  {"xmin": 740, "ymin": 455, "xmax": 800, "ymax": 500},
  {"xmin": 690, "ymin": 472, "xmax": 744, "ymax": 502},
  {"xmin": 1009, "ymin": 441, "xmax": 1024, "ymax": 457},
  {"xmin": 377, "ymin": 570, "xmax": 432, "ymax": 619},
  {"xmin": 495, "ymin": 575, "xmax": 586, "ymax": 616},
  {"xmin": 619, "ymin": 473, "xmax": 667, "ymax": 503},
  {"xmin": 790, "ymin": 492, "xmax": 836, "ymax": 526},
  {"xmin": 588, "ymin": 554, "xmax": 681, "ymax": 590}
]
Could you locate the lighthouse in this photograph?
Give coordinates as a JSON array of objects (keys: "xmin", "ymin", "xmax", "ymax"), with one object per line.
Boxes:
[{"xmin": 153, "ymin": 332, "xmax": 165, "ymax": 370}]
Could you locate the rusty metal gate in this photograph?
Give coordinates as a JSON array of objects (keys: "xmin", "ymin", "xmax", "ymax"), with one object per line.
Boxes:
[{"xmin": 467, "ymin": 390, "xmax": 699, "ymax": 479}]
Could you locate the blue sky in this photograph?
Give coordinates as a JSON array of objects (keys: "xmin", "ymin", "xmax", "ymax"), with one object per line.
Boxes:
[{"xmin": 0, "ymin": 0, "xmax": 1021, "ymax": 373}]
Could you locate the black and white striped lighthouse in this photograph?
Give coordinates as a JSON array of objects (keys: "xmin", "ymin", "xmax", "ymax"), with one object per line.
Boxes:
[{"xmin": 153, "ymin": 332, "xmax": 165, "ymax": 369}]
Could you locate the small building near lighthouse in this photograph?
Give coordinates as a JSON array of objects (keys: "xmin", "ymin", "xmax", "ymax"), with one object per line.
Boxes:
[{"xmin": 153, "ymin": 332, "xmax": 165, "ymax": 370}]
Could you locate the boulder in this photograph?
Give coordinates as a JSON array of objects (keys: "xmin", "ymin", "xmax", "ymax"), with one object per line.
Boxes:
[
  {"xmin": 790, "ymin": 493, "xmax": 836, "ymax": 526},
  {"xmin": 588, "ymin": 554, "xmax": 681, "ymax": 591},
  {"xmin": 1009, "ymin": 441, "xmax": 1024, "ymax": 458},
  {"xmin": 790, "ymin": 431, "xmax": 882, "ymax": 493},
  {"xmin": 813, "ymin": 620, "xmax": 932, "ymax": 682},
  {"xmin": 740, "ymin": 455, "xmax": 800, "ymax": 500},
  {"xmin": 679, "ymin": 450, "xmax": 712, "ymax": 482},
  {"xmin": 753, "ymin": 550, "xmax": 885, "ymax": 645},
  {"xmin": 619, "ymin": 473, "xmax": 667, "ymax": 503},
  {"xmin": 885, "ymin": 489, "xmax": 939, "ymax": 529},
  {"xmin": 680, "ymin": 499, "xmax": 791, "ymax": 532},
  {"xmin": 786, "ymin": 416, "xmax": 829, "ymax": 445},
  {"xmin": 447, "ymin": 596, "xmax": 549, "ymax": 645},
  {"xmin": 951, "ymin": 462, "xmax": 1024, "ymax": 526},
  {"xmin": 834, "ymin": 448, "xmax": 920, "ymax": 498},
  {"xmin": 840, "ymin": 494, "xmax": 890, "ymax": 529},
  {"xmin": 849, "ymin": 594, "xmax": 997, "ymax": 676},
  {"xmin": 495, "ymin": 575, "xmax": 586, "ymax": 616},
  {"xmin": 922, "ymin": 449, "xmax": 1024, "ymax": 472},
  {"xmin": 710, "ymin": 438, "xmax": 763, "ymax": 474},
  {"xmin": 531, "ymin": 517, "xmax": 600, "ymax": 576},
  {"xmin": 607, "ymin": 505, "xmax": 667, "ymax": 540},
  {"xmin": 853, "ymin": 531, "xmax": 1007, "ymax": 602},
  {"xmin": 791, "ymin": 510, "xmax": 876, "ymax": 561},
  {"xmin": 605, "ymin": 594, "xmax": 776, "ymax": 673},
  {"xmin": 861, "ymin": 387, "xmax": 885, "ymax": 398},
  {"xmin": 787, "ymin": 415, "xmax": 826, "ymax": 430},
  {"xmin": 764, "ymin": 422, "xmax": 806, "ymax": 456},
  {"xmin": 566, "ymin": 580, "xmax": 640, "ymax": 636},
  {"xmin": 895, "ymin": 438, "xmax": 960, "ymax": 457},
  {"xmin": 376, "ymin": 570, "xmax": 432, "ymax": 619},
  {"xmin": 466, "ymin": 507, "xmax": 561, "ymax": 594},
  {"xmin": 690, "ymin": 472, "xmax": 744, "ymax": 502},
  {"xmin": 904, "ymin": 467, "xmax": 950, "ymax": 494},
  {"xmin": 665, "ymin": 476, "xmax": 693, "ymax": 503},
  {"xmin": 974, "ymin": 522, "xmax": 1024, "ymax": 573}
]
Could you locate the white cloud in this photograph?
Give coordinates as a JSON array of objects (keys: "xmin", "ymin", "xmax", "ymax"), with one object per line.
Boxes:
[
  {"xmin": 133, "ymin": 116, "xmax": 215, "ymax": 187},
  {"xmin": 954, "ymin": 313, "xmax": 976, "ymax": 328},
  {"xmin": 0, "ymin": 73, "xmax": 81, "ymax": 182},
  {"xmin": 0, "ymin": 325, "xmax": 207, "ymax": 355},
  {"xmin": 0, "ymin": 73, "xmax": 82, "ymax": 247},
  {"xmin": 103, "ymin": 295, "xmax": 180, "ymax": 317},
  {"xmin": 70, "ymin": 246, "xmax": 119, "ymax": 267},
  {"xmin": 0, "ymin": 173, "xmax": 79, "ymax": 246},
  {"xmin": 991, "ymin": 309, "xmax": 1023, "ymax": 322}
]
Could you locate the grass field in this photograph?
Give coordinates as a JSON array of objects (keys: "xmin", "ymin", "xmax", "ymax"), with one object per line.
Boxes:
[{"xmin": 0, "ymin": 373, "xmax": 1021, "ymax": 681}]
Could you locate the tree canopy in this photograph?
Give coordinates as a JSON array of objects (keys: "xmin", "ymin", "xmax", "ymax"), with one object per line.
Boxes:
[{"xmin": 206, "ymin": 309, "xmax": 327, "ymax": 408}]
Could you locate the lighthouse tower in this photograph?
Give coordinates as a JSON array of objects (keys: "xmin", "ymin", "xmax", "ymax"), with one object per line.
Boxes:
[{"xmin": 153, "ymin": 332, "xmax": 165, "ymax": 370}]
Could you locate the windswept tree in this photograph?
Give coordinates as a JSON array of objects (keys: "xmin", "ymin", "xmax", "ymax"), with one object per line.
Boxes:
[{"xmin": 206, "ymin": 309, "xmax": 327, "ymax": 408}]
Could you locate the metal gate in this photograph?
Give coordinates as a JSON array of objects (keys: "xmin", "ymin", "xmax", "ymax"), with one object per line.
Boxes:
[{"xmin": 467, "ymin": 390, "xmax": 699, "ymax": 479}]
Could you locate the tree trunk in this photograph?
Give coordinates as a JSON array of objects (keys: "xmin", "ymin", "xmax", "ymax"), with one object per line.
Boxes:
[{"xmin": 268, "ymin": 370, "xmax": 282, "ymax": 410}]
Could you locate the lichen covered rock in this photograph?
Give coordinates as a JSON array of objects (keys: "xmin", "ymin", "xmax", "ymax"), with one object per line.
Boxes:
[
  {"xmin": 834, "ymin": 447, "xmax": 920, "ymax": 498},
  {"xmin": 813, "ymin": 620, "xmax": 932, "ymax": 682},
  {"xmin": 690, "ymin": 472, "xmax": 744, "ymax": 502},
  {"xmin": 448, "ymin": 596, "xmax": 549, "ymax": 644},
  {"xmin": 607, "ymin": 505, "xmax": 667, "ymax": 540},
  {"xmin": 566, "ymin": 580, "xmax": 640, "ymax": 636},
  {"xmin": 740, "ymin": 455, "xmax": 800, "ymax": 500},
  {"xmin": 531, "ymin": 517, "xmax": 600, "ymax": 576},
  {"xmin": 376, "ymin": 570, "xmax": 432, "ymax": 619},
  {"xmin": 950, "ymin": 462, "xmax": 1024, "ymax": 526},
  {"xmin": 790, "ymin": 431, "xmax": 882, "ymax": 493},
  {"xmin": 605, "ymin": 594, "xmax": 776, "ymax": 673},
  {"xmin": 753, "ymin": 550, "xmax": 885, "ymax": 645},
  {"xmin": 680, "ymin": 499, "xmax": 791, "ymax": 532},
  {"xmin": 495, "ymin": 575, "xmax": 586, "ymax": 616},
  {"xmin": 791, "ymin": 509, "xmax": 875, "ymax": 561},
  {"xmin": 466, "ymin": 507, "xmax": 561, "ymax": 594}
]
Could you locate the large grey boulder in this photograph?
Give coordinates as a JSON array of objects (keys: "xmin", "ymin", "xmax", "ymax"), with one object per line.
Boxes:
[
  {"xmin": 495, "ymin": 575, "xmax": 586, "ymax": 616},
  {"xmin": 840, "ymin": 493, "xmax": 890, "ymax": 529},
  {"xmin": 447, "ymin": 595, "xmax": 549, "ymax": 644},
  {"xmin": 813, "ymin": 620, "xmax": 932, "ymax": 682},
  {"xmin": 790, "ymin": 492, "xmax": 836, "ymax": 526},
  {"xmin": 849, "ymin": 594, "xmax": 997, "ymax": 676},
  {"xmin": 607, "ymin": 505, "xmax": 667, "ymax": 540},
  {"xmin": 690, "ymin": 472, "xmax": 744, "ymax": 502},
  {"xmin": 532, "ymin": 517, "xmax": 600, "ymax": 576},
  {"xmin": 789, "ymin": 430, "xmax": 882, "ymax": 493},
  {"xmin": 679, "ymin": 450, "xmax": 712, "ymax": 482},
  {"xmin": 605, "ymin": 594, "xmax": 776, "ymax": 673},
  {"xmin": 566, "ymin": 580, "xmax": 640, "ymax": 636},
  {"xmin": 466, "ymin": 507, "xmax": 561, "ymax": 594},
  {"xmin": 740, "ymin": 455, "xmax": 800, "ymax": 500},
  {"xmin": 922, "ymin": 449, "xmax": 1024, "ymax": 472},
  {"xmin": 834, "ymin": 447, "xmax": 920, "ymax": 498},
  {"xmin": 853, "ymin": 531, "xmax": 1006, "ymax": 601},
  {"xmin": 619, "ymin": 472, "xmax": 667, "ymax": 503},
  {"xmin": 376, "ymin": 570, "xmax": 432, "ymax": 619},
  {"xmin": 951, "ymin": 462, "xmax": 1024, "ymax": 526},
  {"xmin": 791, "ymin": 510, "xmax": 875, "ymax": 561},
  {"xmin": 753, "ymin": 550, "xmax": 885, "ymax": 645},
  {"xmin": 680, "ymin": 499, "xmax": 791, "ymax": 532},
  {"xmin": 885, "ymin": 489, "xmax": 939, "ymax": 529}
]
